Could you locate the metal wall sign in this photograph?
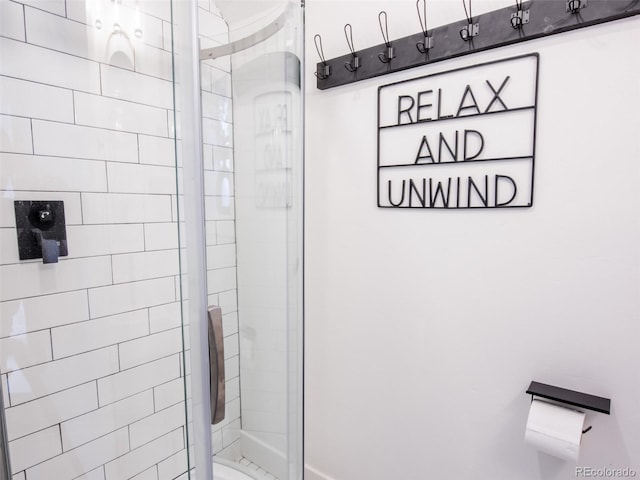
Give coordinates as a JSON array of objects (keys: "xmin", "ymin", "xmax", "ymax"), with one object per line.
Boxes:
[{"xmin": 377, "ymin": 54, "xmax": 539, "ymax": 209}]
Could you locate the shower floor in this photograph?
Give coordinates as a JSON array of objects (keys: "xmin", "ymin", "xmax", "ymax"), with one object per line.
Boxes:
[
  {"xmin": 237, "ymin": 458, "xmax": 278, "ymax": 479},
  {"xmin": 210, "ymin": 457, "xmax": 278, "ymax": 480}
]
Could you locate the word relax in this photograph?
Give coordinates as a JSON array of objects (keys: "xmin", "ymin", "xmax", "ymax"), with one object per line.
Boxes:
[{"xmin": 396, "ymin": 76, "xmax": 510, "ymax": 125}]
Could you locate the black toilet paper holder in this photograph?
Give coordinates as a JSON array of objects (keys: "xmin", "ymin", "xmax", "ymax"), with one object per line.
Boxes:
[
  {"xmin": 526, "ymin": 381, "xmax": 610, "ymax": 434},
  {"xmin": 526, "ymin": 381, "xmax": 611, "ymax": 415}
]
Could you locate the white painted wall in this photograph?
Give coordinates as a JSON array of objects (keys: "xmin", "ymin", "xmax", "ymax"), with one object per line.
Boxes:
[{"xmin": 304, "ymin": 2, "xmax": 640, "ymax": 479}]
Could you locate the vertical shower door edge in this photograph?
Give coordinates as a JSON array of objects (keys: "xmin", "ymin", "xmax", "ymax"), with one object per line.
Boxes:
[
  {"xmin": 175, "ymin": 1, "xmax": 213, "ymax": 479},
  {"xmin": 0, "ymin": 379, "xmax": 11, "ymax": 480}
]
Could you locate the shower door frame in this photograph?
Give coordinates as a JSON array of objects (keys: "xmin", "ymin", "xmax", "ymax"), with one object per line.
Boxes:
[
  {"xmin": 0, "ymin": 379, "xmax": 10, "ymax": 480},
  {"xmin": 175, "ymin": 1, "xmax": 305, "ymax": 479}
]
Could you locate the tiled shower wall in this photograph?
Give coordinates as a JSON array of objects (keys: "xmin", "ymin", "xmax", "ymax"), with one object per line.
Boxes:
[{"xmin": 0, "ymin": 0, "xmax": 237, "ymax": 478}]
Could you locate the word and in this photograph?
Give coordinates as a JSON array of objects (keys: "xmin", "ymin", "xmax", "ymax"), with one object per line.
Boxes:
[{"xmin": 415, "ymin": 129, "xmax": 484, "ymax": 164}]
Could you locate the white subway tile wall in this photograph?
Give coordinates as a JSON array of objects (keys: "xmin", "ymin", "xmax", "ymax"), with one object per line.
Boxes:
[
  {"xmin": 27, "ymin": 427, "xmax": 131, "ymax": 480},
  {"xmin": 0, "ymin": 1, "xmax": 239, "ymax": 480},
  {"xmin": 0, "ymin": 330, "xmax": 52, "ymax": 372},
  {"xmin": 4, "ymin": 381, "xmax": 99, "ymax": 441},
  {"xmin": 96, "ymin": 355, "xmax": 181, "ymax": 407},
  {"xmin": 0, "ymin": 37, "xmax": 102, "ymax": 93},
  {"xmin": 0, "ymin": 1, "xmax": 26, "ymax": 42},
  {"xmin": 132, "ymin": 466, "xmax": 159, "ymax": 480},
  {"xmin": 0, "ymin": 115, "xmax": 33, "ymax": 154},
  {"xmin": 0, "ymin": 76, "xmax": 74, "ymax": 122},
  {"xmin": 157, "ymin": 449, "xmax": 189, "ymax": 480},
  {"xmin": 32, "ymin": 120, "xmax": 139, "ymax": 162},
  {"xmin": 8, "ymin": 425, "xmax": 63, "ymax": 473},
  {"xmin": 76, "ymin": 467, "xmax": 108, "ymax": 480},
  {"xmin": 0, "ymin": 154, "xmax": 108, "ymax": 193},
  {"xmin": 60, "ymin": 391, "xmax": 155, "ymax": 450}
]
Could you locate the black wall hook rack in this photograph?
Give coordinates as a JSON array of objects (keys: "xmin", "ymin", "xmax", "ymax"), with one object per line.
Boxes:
[
  {"xmin": 316, "ymin": 0, "xmax": 640, "ymax": 90},
  {"xmin": 526, "ymin": 381, "xmax": 611, "ymax": 415}
]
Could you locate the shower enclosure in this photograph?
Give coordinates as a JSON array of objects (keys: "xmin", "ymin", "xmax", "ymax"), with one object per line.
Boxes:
[{"xmin": 0, "ymin": 1, "xmax": 304, "ymax": 479}]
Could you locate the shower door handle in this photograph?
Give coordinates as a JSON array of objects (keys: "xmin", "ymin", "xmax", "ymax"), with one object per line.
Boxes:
[{"xmin": 208, "ymin": 306, "xmax": 226, "ymax": 425}]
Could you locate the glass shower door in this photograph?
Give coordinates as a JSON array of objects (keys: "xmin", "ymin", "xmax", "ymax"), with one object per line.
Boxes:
[
  {"xmin": 0, "ymin": 0, "xmax": 192, "ymax": 479},
  {"xmin": 0, "ymin": 0, "xmax": 304, "ymax": 478},
  {"xmin": 176, "ymin": 1, "xmax": 304, "ymax": 479}
]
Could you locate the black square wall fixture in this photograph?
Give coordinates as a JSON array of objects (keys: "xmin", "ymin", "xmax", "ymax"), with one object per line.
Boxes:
[{"xmin": 14, "ymin": 201, "xmax": 68, "ymax": 263}]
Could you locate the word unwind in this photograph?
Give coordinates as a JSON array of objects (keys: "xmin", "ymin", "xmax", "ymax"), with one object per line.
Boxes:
[{"xmin": 377, "ymin": 54, "xmax": 539, "ymax": 209}]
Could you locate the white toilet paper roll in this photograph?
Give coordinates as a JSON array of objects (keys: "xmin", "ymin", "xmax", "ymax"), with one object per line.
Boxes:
[{"xmin": 524, "ymin": 399, "xmax": 586, "ymax": 462}]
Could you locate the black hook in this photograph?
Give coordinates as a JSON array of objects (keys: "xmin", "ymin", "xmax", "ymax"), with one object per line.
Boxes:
[
  {"xmin": 510, "ymin": 0, "xmax": 527, "ymax": 29},
  {"xmin": 462, "ymin": 0, "xmax": 472, "ymax": 24},
  {"xmin": 511, "ymin": 16, "xmax": 523, "ymax": 29},
  {"xmin": 343, "ymin": 24, "xmax": 360, "ymax": 73},
  {"xmin": 582, "ymin": 426, "xmax": 593, "ymax": 434},
  {"xmin": 314, "ymin": 34, "xmax": 331, "ymax": 80},
  {"xmin": 378, "ymin": 11, "xmax": 395, "ymax": 64},
  {"xmin": 416, "ymin": 0, "xmax": 433, "ymax": 54},
  {"xmin": 459, "ymin": 0, "xmax": 478, "ymax": 41},
  {"xmin": 567, "ymin": 0, "xmax": 583, "ymax": 14}
]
